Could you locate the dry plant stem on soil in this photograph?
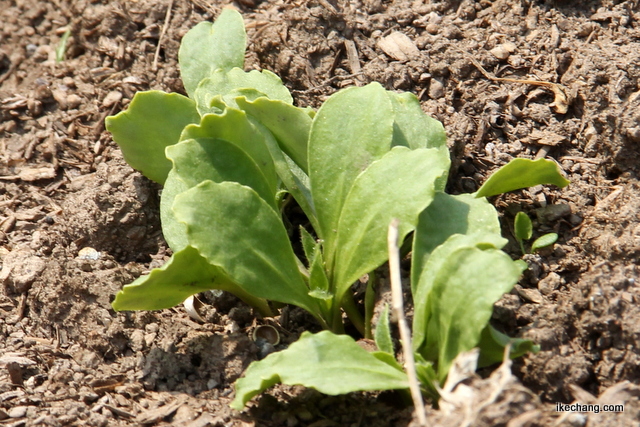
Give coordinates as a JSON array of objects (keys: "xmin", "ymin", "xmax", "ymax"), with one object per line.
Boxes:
[
  {"xmin": 466, "ymin": 54, "xmax": 571, "ymax": 114},
  {"xmin": 388, "ymin": 219, "xmax": 427, "ymax": 427}
]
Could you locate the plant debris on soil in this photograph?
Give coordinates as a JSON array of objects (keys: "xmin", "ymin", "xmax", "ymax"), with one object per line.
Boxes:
[{"xmin": 1, "ymin": 0, "xmax": 639, "ymax": 426}]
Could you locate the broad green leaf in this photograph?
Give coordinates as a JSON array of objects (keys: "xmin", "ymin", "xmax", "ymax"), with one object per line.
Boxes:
[
  {"xmin": 236, "ymin": 97, "xmax": 311, "ymax": 173},
  {"xmin": 421, "ymin": 247, "xmax": 526, "ymax": 382},
  {"xmin": 374, "ymin": 304, "xmax": 394, "ymax": 355},
  {"xmin": 231, "ymin": 331, "xmax": 409, "ymax": 409},
  {"xmin": 477, "ymin": 324, "xmax": 539, "ymax": 368},
  {"xmin": 106, "ymin": 91, "xmax": 199, "ymax": 184},
  {"xmin": 333, "ymin": 147, "xmax": 449, "ymax": 299},
  {"xmin": 308, "ymin": 82, "xmax": 394, "ymax": 247},
  {"xmin": 412, "ymin": 233, "xmax": 509, "ymax": 354},
  {"xmin": 387, "ymin": 91, "xmax": 446, "ymax": 150},
  {"xmin": 180, "ymin": 108, "xmax": 278, "ymax": 193},
  {"xmin": 178, "ymin": 9, "xmax": 246, "ymax": 98},
  {"xmin": 167, "ymin": 138, "xmax": 277, "ymax": 210},
  {"xmin": 476, "ymin": 158, "xmax": 570, "ymax": 198},
  {"xmin": 386, "ymin": 91, "xmax": 450, "ymax": 190},
  {"xmin": 112, "ymin": 246, "xmax": 251, "ymax": 311},
  {"xmin": 160, "ymin": 169, "xmax": 190, "ymax": 251},
  {"xmin": 411, "ymin": 193, "xmax": 502, "ymax": 292},
  {"xmin": 194, "ymin": 68, "xmax": 292, "ymax": 114},
  {"xmin": 531, "ymin": 233, "xmax": 558, "ymax": 252},
  {"xmin": 514, "ymin": 212, "xmax": 533, "ymax": 241},
  {"xmin": 173, "ymin": 181, "xmax": 322, "ymax": 319}
]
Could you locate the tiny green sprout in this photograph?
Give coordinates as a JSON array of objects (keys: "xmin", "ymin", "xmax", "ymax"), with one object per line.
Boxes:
[
  {"xmin": 56, "ymin": 29, "xmax": 72, "ymax": 63},
  {"xmin": 514, "ymin": 211, "xmax": 558, "ymax": 254}
]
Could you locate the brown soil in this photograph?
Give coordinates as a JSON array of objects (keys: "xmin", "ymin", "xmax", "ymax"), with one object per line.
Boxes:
[{"xmin": 1, "ymin": 0, "xmax": 639, "ymax": 426}]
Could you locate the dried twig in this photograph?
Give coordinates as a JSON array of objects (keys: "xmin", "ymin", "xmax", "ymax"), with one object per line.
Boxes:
[
  {"xmin": 466, "ymin": 55, "xmax": 571, "ymax": 114},
  {"xmin": 153, "ymin": 0, "xmax": 174, "ymax": 71},
  {"xmin": 388, "ymin": 219, "xmax": 427, "ymax": 426}
]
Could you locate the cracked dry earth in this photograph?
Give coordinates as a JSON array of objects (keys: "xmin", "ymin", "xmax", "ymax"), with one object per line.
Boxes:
[{"xmin": 1, "ymin": 0, "xmax": 640, "ymax": 426}]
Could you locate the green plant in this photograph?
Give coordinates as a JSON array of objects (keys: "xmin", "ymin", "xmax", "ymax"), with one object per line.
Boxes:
[
  {"xmin": 514, "ymin": 211, "xmax": 559, "ymax": 254},
  {"xmin": 56, "ymin": 29, "xmax": 71, "ymax": 63},
  {"xmin": 105, "ymin": 9, "xmax": 569, "ymax": 410}
]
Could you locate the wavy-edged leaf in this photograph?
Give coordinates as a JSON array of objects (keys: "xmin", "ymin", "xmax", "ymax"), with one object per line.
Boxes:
[
  {"xmin": 194, "ymin": 68, "xmax": 292, "ymax": 114},
  {"xmin": 308, "ymin": 82, "xmax": 394, "ymax": 247},
  {"xmin": 112, "ymin": 246, "xmax": 239, "ymax": 310},
  {"xmin": 173, "ymin": 181, "xmax": 322, "ymax": 319},
  {"xmin": 105, "ymin": 91, "xmax": 199, "ymax": 184},
  {"xmin": 178, "ymin": 9, "xmax": 246, "ymax": 97},
  {"xmin": 476, "ymin": 158, "xmax": 570, "ymax": 198},
  {"xmin": 167, "ymin": 138, "xmax": 277, "ymax": 209},
  {"xmin": 333, "ymin": 146, "xmax": 449, "ymax": 299},
  {"xmin": 236, "ymin": 97, "xmax": 311, "ymax": 173},
  {"xmin": 160, "ymin": 169, "xmax": 190, "ymax": 251},
  {"xmin": 231, "ymin": 331, "xmax": 409, "ymax": 409},
  {"xmin": 411, "ymin": 193, "xmax": 502, "ymax": 292},
  {"xmin": 180, "ymin": 108, "xmax": 278, "ymax": 193}
]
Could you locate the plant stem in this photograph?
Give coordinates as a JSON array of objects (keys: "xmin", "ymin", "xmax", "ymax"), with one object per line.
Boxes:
[
  {"xmin": 341, "ymin": 291, "xmax": 365, "ymax": 336},
  {"xmin": 388, "ymin": 219, "xmax": 427, "ymax": 426},
  {"xmin": 364, "ymin": 270, "xmax": 376, "ymax": 339},
  {"xmin": 220, "ymin": 284, "xmax": 274, "ymax": 318},
  {"xmin": 518, "ymin": 239, "xmax": 526, "ymax": 255}
]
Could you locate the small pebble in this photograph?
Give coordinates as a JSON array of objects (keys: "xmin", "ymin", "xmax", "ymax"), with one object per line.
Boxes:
[
  {"xmin": 103, "ymin": 90, "xmax": 123, "ymax": 108},
  {"xmin": 67, "ymin": 94, "xmax": 82, "ymax": 109},
  {"xmin": 9, "ymin": 406, "xmax": 27, "ymax": 418},
  {"xmin": 428, "ymin": 79, "xmax": 445, "ymax": 99},
  {"xmin": 426, "ymin": 23, "xmax": 439, "ymax": 35}
]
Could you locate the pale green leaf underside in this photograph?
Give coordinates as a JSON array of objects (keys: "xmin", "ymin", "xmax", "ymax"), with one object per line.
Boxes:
[
  {"xmin": 173, "ymin": 181, "xmax": 321, "ymax": 317},
  {"xmin": 476, "ymin": 158, "xmax": 570, "ymax": 198},
  {"xmin": 111, "ymin": 246, "xmax": 234, "ymax": 311},
  {"xmin": 309, "ymin": 82, "xmax": 394, "ymax": 245},
  {"xmin": 333, "ymin": 146, "xmax": 449, "ymax": 298},
  {"xmin": 231, "ymin": 331, "xmax": 409, "ymax": 409},
  {"xmin": 178, "ymin": 9, "xmax": 246, "ymax": 98},
  {"xmin": 105, "ymin": 91, "xmax": 199, "ymax": 185}
]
